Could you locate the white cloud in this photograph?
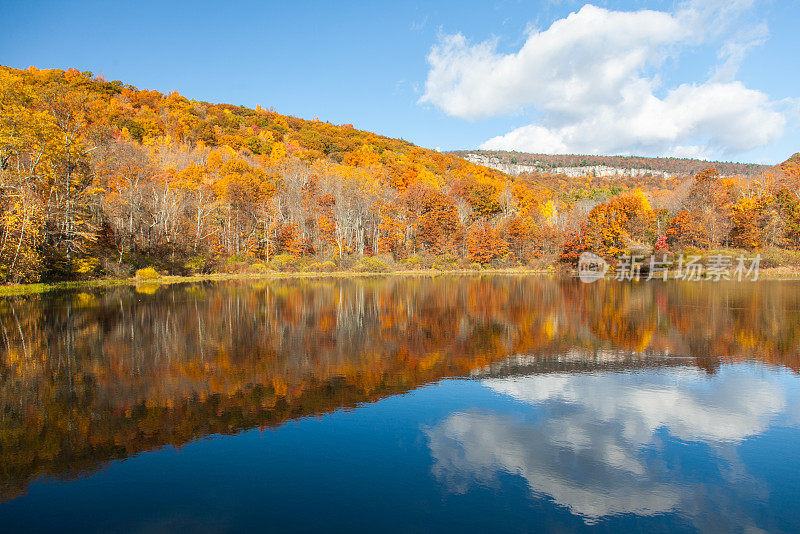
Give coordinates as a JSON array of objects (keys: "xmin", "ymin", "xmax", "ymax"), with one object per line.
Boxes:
[
  {"xmin": 712, "ymin": 23, "xmax": 769, "ymax": 82},
  {"xmin": 420, "ymin": 2, "xmax": 786, "ymax": 157},
  {"xmin": 410, "ymin": 15, "xmax": 428, "ymax": 32}
]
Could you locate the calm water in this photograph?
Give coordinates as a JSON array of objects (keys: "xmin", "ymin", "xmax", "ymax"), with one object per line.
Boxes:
[{"xmin": 1, "ymin": 276, "xmax": 799, "ymax": 532}]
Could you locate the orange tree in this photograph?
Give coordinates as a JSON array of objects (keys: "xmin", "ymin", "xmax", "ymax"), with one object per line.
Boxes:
[
  {"xmin": 584, "ymin": 190, "xmax": 655, "ymax": 258},
  {"xmin": 404, "ymin": 184, "xmax": 461, "ymax": 254},
  {"xmin": 467, "ymin": 221, "xmax": 509, "ymax": 265}
]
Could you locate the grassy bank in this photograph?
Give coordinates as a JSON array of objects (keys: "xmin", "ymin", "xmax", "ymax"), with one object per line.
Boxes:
[
  {"xmin": 0, "ymin": 268, "xmax": 553, "ymax": 297},
  {"xmin": 3, "ymin": 261, "xmax": 798, "ymax": 297}
]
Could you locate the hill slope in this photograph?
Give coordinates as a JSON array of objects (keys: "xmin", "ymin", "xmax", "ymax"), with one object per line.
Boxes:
[
  {"xmin": 0, "ymin": 65, "xmax": 798, "ymax": 284},
  {"xmin": 0, "ymin": 65, "xmax": 520, "ymax": 282}
]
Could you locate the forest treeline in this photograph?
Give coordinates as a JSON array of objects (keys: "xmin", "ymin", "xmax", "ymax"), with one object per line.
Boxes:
[
  {"xmin": 1, "ymin": 276, "xmax": 799, "ymax": 499},
  {"xmin": 1, "ymin": 65, "xmax": 799, "ymax": 283}
]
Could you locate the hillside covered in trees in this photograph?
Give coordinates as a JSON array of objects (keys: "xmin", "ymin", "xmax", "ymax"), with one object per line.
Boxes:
[{"xmin": 0, "ymin": 65, "xmax": 799, "ymax": 284}]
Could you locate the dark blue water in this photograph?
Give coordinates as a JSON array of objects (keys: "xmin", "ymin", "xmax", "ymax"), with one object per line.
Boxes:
[{"xmin": 0, "ymin": 277, "xmax": 799, "ymax": 532}]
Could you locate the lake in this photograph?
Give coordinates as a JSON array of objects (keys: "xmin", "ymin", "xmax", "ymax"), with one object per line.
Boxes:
[{"xmin": 0, "ymin": 276, "xmax": 799, "ymax": 532}]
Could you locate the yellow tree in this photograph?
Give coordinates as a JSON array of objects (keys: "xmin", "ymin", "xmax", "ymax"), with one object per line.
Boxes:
[
  {"xmin": 0, "ymin": 69, "xmax": 57, "ymax": 281},
  {"xmin": 41, "ymin": 80, "xmax": 96, "ymax": 272},
  {"xmin": 586, "ymin": 190, "xmax": 655, "ymax": 258}
]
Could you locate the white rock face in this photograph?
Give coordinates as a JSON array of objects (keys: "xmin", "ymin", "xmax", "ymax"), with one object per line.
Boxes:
[{"xmin": 464, "ymin": 153, "xmax": 675, "ymax": 178}]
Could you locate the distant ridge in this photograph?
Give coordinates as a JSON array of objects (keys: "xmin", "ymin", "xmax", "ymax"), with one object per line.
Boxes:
[{"xmin": 449, "ymin": 150, "xmax": 772, "ymax": 178}]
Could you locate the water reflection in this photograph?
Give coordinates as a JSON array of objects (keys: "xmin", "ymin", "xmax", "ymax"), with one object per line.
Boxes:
[
  {"xmin": 0, "ymin": 276, "xmax": 799, "ymax": 526},
  {"xmin": 485, "ymin": 368, "xmax": 785, "ymax": 444},
  {"xmin": 427, "ymin": 366, "xmax": 794, "ymax": 528}
]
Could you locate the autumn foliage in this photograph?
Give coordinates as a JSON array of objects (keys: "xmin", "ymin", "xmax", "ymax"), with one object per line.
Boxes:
[
  {"xmin": 0, "ymin": 65, "xmax": 798, "ymax": 282},
  {"xmin": 467, "ymin": 222, "xmax": 509, "ymax": 264}
]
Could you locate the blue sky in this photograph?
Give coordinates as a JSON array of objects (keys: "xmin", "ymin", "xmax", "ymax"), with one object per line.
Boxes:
[{"xmin": 2, "ymin": 0, "xmax": 797, "ymax": 163}]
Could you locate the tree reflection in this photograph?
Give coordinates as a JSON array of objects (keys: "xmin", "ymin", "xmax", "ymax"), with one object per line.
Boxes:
[{"xmin": 0, "ymin": 276, "xmax": 799, "ymax": 501}]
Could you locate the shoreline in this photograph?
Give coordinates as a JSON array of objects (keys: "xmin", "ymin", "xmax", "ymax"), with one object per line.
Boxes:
[
  {"xmin": 0, "ymin": 268, "xmax": 552, "ymax": 297},
  {"xmin": 1, "ymin": 266, "xmax": 798, "ymax": 297}
]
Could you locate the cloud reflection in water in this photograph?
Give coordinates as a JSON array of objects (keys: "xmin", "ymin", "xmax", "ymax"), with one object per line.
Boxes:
[{"xmin": 426, "ymin": 366, "xmax": 789, "ymax": 525}]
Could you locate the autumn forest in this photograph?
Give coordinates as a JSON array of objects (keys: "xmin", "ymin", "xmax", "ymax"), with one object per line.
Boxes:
[{"xmin": 1, "ymin": 65, "xmax": 799, "ymax": 284}]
